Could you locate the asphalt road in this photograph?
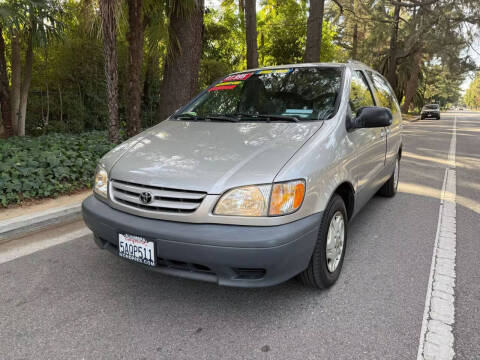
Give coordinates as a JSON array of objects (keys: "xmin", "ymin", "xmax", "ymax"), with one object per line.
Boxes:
[{"xmin": 0, "ymin": 112, "xmax": 479, "ymax": 360}]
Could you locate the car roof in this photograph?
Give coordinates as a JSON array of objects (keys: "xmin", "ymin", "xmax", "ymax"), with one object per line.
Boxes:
[{"xmin": 227, "ymin": 62, "xmax": 346, "ymax": 76}]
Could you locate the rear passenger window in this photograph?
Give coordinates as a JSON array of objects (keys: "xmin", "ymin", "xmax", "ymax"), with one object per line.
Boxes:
[
  {"xmin": 369, "ymin": 72, "xmax": 401, "ymax": 115},
  {"xmin": 349, "ymin": 70, "xmax": 375, "ymax": 116}
]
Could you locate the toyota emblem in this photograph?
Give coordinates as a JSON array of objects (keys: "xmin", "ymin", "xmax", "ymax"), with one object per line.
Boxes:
[{"xmin": 139, "ymin": 192, "xmax": 153, "ymax": 204}]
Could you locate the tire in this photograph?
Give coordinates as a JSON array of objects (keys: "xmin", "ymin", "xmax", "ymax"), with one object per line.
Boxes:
[
  {"xmin": 437, "ymin": 115, "xmax": 441, "ymax": 120},
  {"xmin": 420, "ymin": 116, "xmax": 425, "ymax": 120},
  {"xmin": 378, "ymin": 156, "xmax": 400, "ymax": 197},
  {"xmin": 298, "ymin": 195, "xmax": 348, "ymax": 289}
]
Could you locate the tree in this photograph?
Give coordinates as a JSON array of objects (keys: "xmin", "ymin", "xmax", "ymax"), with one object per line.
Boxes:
[
  {"xmin": 385, "ymin": 3, "xmax": 400, "ymax": 90},
  {"xmin": 156, "ymin": 0, "xmax": 204, "ymax": 122},
  {"xmin": 126, "ymin": 0, "xmax": 144, "ymax": 137},
  {"xmin": 0, "ymin": 0, "xmax": 63, "ymax": 137},
  {"xmin": 244, "ymin": 0, "xmax": 258, "ymax": 68},
  {"xmin": 99, "ymin": 0, "xmax": 120, "ymax": 143},
  {"xmin": 304, "ymin": 0, "xmax": 325, "ymax": 62},
  {"xmin": 0, "ymin": 24, "xmax": 13, "ymax": 138},
  {"xmin": 465, "ymin": 73, "xmax": 480, "ymax": 110}
]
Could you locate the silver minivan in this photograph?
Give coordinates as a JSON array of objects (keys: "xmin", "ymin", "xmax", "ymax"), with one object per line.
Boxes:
[{"xmin": 82, "ymin": 61, "xmax": 402, "ymax": 289}]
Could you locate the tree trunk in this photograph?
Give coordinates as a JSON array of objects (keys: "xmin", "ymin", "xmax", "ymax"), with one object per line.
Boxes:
[
  {"xmin": 156, "ymin": 0, "xmax": 204, "ymax": 122},
  {"xmin": 0, "ymin": 25, "xmax": 13, "ymax": 138},
  {"xmin": 352, "ymin": 23, "xmax": 358, "ymax": 60},
  {"xmin": 401, "ymin": 52, "xmax": 422, "ymax": 113},
  {"xmin": 126, "ymin": 0, "xmax": 144, "ymax": 137},
  {"xmin": 304, "ymin": 0, "xmax": 325, "ymax": 62},
  {"xmin": 58, "ymin": 83, "xmax": 63, "ymax": 125},
  {"xmin": 18, "ymin": 31, "xmax": 34, "ymax": 137},
  {"xmin": 10, "ymin": 31, "xmax": 21, "ymax": 135},
  {"xmin": 244, "ymin": 0, "xmax": 258, "ymax": 69},
  {"xmin": 386, "ymin": 4, "xmax": 400, "ymax": 91},
  {"xmin": 351, "ymin": 0, "xmax": 358, "ymax": 60},
  {"xmin": 99, "ymin": 0, "xmax": 120, "ymax": 143}
]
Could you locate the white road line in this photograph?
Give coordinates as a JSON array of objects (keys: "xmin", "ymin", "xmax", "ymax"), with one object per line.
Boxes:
[
  {"xmin": 417, "ymin": 115, "xmax": 457, "ymax": 360},
  {"xmin": 0, "ymin": 227, "xmax": 91, "ymax": 265}
]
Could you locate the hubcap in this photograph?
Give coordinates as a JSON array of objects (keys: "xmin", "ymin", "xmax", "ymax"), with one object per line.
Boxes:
[
  {"xmin": 393, "ymin": 158, "xmax": 400, "ymax": 190},
  {"xmin": 326, "ymin": 211, "xmax": 345, "ymax": 273}
]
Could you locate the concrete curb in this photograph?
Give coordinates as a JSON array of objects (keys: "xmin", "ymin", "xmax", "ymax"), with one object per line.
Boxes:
[
  {"xmin": 0, "ymin": 203, "xmax": 82, "ymax": 243},
  {"xmin": 403, "ymin": 115, "xmax": 421, "ymax": 122}
]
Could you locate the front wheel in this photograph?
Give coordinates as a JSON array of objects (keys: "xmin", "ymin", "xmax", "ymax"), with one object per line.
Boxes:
[
  {"xmin": 378, "ymin": 156, "xmax": 400, "ymax": 197},
  {"xmin": 298, "ymin": 195, "xmax": 347, "ymax": 289}
]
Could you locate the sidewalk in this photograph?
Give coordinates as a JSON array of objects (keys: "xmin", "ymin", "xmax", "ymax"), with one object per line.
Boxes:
[{"xmin": 0, "ymin": 190, "xmax": 91, "ymax": 243}]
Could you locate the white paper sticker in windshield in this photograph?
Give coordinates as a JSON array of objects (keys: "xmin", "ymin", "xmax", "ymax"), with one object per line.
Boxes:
[{"xmin": 284, "ymin": 109, "xmax": 313, "ymax": 118}]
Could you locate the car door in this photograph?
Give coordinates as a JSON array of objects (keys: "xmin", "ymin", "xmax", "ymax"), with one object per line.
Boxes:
[
  {"xmin": 368, "ymin": 72, "xmax": 402, "ymax": 181},
  {"xmin": 346, "ymin": 69, "xmax": 387, "ymax": 211}
]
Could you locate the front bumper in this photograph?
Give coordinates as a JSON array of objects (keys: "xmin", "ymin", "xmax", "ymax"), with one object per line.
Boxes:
[
  {"xmin": 82, "ymin": 195, "xmax": 321, "ymax": 287},
  {"xmin": 421, "ymin": 111, "xmax": 440, "ymax": 118}
]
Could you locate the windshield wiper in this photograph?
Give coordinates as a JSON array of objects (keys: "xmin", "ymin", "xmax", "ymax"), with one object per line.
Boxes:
[
  {"xmin": 173, "ymin": 113, "xmax": 205, "ymax": 121},
  {"xmin": 232, "ymin": 113, "xmax": 300, "ymax": 122},
  {"xmin": 173, "ymin": 113, "xmax": 240, "ymax": 122},
  {"xmin": 204, "ymin": 115, "xmax": 239, "ymax": 122},
  {"xmin": 257, "ymin": 114, "xmax": 300, "ymax": 122}
]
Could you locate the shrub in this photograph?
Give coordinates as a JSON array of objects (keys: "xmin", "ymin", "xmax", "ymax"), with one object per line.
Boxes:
[{"xmin": 0, "ymin": 131, "xmax": 114, "ymax": 207}]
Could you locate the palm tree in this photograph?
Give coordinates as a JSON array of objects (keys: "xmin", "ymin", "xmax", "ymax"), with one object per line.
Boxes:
[
  {"xmin": 244, "ymin": 0, "xmax": 258, "ymax": 69},
  {"xmin": 304, "ymin": 0, "xmax": 325, "ymax": 62},
  {"xmin": 99, "ymin": 0, "xmax": 120, "ymax": 143},
  {"xmin": 156, "ymin": 0, "xmax": 204, "ymax": 122},
  {"xmin": 0, "ymin": 0, "xmax": 63, "ymax": 137},
  {"xmin": 126, "ymin": 0, "xmax": 144, "ymax": 137},
  {"xmin": 0, "ymin": 24, "xmax": 13, "ymax": 138}
]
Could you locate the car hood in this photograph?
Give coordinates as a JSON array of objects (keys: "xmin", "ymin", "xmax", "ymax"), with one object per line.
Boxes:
[{"xmin": 108, "ymin": 120, "xmax": 323, "ymax": 194}]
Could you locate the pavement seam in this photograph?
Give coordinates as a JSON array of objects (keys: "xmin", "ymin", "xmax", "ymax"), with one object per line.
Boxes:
[{"xmin": 417, "ymin": 114, "xmax": 457, "ymax": 360}]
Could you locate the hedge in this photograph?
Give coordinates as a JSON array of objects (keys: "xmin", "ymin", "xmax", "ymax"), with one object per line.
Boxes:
[{"xmin": 0, "ymin": 131, "xmax": 114, "ymax": 207}]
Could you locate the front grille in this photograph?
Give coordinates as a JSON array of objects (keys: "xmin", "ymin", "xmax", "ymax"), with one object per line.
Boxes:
[{"xmin": 110, "ymin": 179, "xmax": 206, "ymax": 213}]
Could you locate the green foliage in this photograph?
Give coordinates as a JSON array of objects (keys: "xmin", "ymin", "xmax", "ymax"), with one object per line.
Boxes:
[
  {"xmin": 464, "ymin": 73, "xmax": 480, "ymax": 110},
  {"xmin": 200, "ymin": 2, "xmax": 245, "ymax": 89},
  {"xmin": 257, "ymin": 0, "xmax": 307, "ymax": 65},
  {"xmin": 0, "ymin": 131, "xmax": 114, "ymax": 207},
  {"xmin": 419, "ymin": 65, "xmax": 463, "ymax": 109}
]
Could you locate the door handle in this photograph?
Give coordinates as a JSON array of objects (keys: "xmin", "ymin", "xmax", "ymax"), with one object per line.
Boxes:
[{"xmin": 380, "ymin": 129, "xmax": 386, "ymax": 137}]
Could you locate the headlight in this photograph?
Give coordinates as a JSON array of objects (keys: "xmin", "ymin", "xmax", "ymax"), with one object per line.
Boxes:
[
  {"xmin": 214, "ymin": 180, "xmax": 305, "ymax": 217},
  {"xmin": 94, "ymin": 166, "xmax": 108, "ymax": 198},
  {"xmin": 214, "ymin": 185, "xmax": 271, "ymax": 216}
]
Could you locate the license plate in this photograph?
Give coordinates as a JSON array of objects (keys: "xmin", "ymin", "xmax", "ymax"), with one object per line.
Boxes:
[{"xmin": 118, "ymin": 234, "xmax": 155, "ymax": 266}]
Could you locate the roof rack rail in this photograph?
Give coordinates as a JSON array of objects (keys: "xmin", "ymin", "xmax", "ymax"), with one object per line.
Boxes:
[{"xmin": 346, "ymin": 59, "xmax": 369, "ymax": 67}]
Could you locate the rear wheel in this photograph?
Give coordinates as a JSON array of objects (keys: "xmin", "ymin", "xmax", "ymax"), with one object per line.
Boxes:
[
  {"xmin": 299, "ymin": 195, "xmax": 347, "ymax": 289},
  {"xmin": 378, "ymin": 156, "xmax": 400, "ymax": 197}
]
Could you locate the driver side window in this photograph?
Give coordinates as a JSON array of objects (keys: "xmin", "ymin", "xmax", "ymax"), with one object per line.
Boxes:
[{"xmin": 349, "ymin": 70, "xmax": 375, "ymax": 116}]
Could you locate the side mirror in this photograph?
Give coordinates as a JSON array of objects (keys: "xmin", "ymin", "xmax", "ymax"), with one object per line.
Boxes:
[{"xmin": 355, "ymin": 107, "xmax": 393, "ymax": 128}]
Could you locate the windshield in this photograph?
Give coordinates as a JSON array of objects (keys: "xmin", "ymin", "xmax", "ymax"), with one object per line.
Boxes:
[
  {"xmin": 179, "ymin": 67, "xmax": 344, "ymax": 121},
  {"xmin": 423, "ymin": 104, "xmax": 439, "ymax": 110}
]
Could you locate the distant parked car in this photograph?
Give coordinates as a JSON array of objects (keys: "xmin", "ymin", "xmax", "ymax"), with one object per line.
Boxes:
[{"xmin": 421, "ymin": 104, "xmax": 440, "ymax": 119}]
